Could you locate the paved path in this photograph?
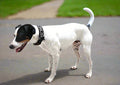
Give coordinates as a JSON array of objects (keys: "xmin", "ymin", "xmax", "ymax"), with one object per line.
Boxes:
[
  {"xmin": 8, "ymin": 0, "xmax": 64, "ymax": 19},
  {"xmin": 0, "ymin": 17, "xmax": 120, "ymax": 85}
]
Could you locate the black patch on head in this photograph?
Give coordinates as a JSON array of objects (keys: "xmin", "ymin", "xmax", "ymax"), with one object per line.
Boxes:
[
  {"xmin": 15, "ymin": 24, "xmax": 21, "ymax": 29},
  {"xmin": 15, "ymin": 24, "xmax": 35, "ymax": 42}
]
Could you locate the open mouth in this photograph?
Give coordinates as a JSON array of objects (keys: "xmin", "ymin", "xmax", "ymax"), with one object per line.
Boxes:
[{"xmin": 16, "ymin": 42, "xmax": 28, "ymax": 52}]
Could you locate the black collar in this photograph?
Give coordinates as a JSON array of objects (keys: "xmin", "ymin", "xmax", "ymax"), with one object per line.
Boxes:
[{"xmin": 33, "ymin": 25, "xmax": 45, "ymax": 45}]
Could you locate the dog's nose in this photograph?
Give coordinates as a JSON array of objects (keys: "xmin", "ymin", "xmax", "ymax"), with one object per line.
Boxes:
[{"xmin": 9, "ymin": 45, "xmax": 15, "ymax": 49}]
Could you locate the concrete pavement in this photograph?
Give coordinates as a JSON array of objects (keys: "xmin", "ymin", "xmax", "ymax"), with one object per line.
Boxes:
[{"xmin": 0, "ymin": 17, "xmax": 120, "ymax": 85}]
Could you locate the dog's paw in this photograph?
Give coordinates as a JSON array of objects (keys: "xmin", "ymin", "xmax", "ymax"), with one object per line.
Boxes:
[
  {"xmin": 85, "ymin": 72, "xmax": 92, "ymax": 78},
  {"xmin": 45, "ymin": 78, "xmax": 53, "ymax": 83},
  {"xmin": 70, "ymin": 66, "xmax": 77, "ymax": 70},
  {"xmin": 44, "ymin": 68, "xmax": 51, "ymax": 72}
]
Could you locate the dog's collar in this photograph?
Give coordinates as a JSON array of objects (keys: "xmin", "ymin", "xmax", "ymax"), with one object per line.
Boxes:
[{"xmin": 33, "ymin": 25, "xmax": 45, "ymax": 45}]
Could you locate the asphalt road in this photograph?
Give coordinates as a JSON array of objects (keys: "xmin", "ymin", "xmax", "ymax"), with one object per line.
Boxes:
[{"xmin": 0, "ymin": 17, "xmax": 120, "ymax": 85}]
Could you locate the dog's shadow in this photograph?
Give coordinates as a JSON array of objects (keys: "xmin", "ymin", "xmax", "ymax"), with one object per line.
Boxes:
[{"xmin": 0, "ymin": 69, "xmax": 85, "ymax": 85}]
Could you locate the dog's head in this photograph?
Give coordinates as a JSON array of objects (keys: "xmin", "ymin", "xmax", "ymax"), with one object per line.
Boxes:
[{"xmin": 9, "ymin": 24, "xmax": 35, "ymax": 52}]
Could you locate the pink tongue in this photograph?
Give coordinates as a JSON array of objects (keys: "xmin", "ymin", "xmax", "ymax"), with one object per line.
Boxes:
[
  {"xmin": 16, "ymin": 42, "xmax": 27, "ymax": 52},
  {"xmin": 16, "ymin": 47, "xmax": 22, "ymax": 52}
]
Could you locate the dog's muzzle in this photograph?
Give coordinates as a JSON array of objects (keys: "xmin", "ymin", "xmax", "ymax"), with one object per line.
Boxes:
[{"xmin": 9, "ymin": 42, "xmax": 28, "ymax": 52}]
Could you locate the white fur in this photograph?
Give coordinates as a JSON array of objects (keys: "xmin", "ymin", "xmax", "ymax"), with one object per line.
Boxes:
[
  {"xmin": 37, "ymin": 23, "xmax": 93, "ymax": 83},
  {"xmin": 11, "ymin": 28, "xmax": 23, "ymax": 47},
  {"xmin": 11, "ymin": 7, "xmax": 94, "ymax": 83},
  {"xmin": 83, "ymin": 7, "xmax": 94, "ymax": 26}
]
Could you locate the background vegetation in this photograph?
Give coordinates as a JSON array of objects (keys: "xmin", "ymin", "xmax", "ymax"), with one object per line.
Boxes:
[
  {"xmin": 0, "ymin": 0, "xmax": 119, "ymax": 18},
  {"xmin": 57, "ymin": 0, "xmax": 120, "ymax": 17},
  {"xmin": 0, "ymin": 0, "xmax": 50, "ymax": 18}
]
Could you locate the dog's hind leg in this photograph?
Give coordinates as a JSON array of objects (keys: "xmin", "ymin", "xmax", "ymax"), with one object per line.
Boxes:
[
  {"xmin": 71, "ymin": 40, "xmax": 81, "ymax": 70},
  {"xmin": 82, "ymin": 44, "xmax": 93, "ymax": 78}
]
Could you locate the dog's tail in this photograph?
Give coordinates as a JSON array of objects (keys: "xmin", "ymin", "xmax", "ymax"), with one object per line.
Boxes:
[{"xmin": 83, "ymin": 8, "xmax": 94, "ymax": 29}]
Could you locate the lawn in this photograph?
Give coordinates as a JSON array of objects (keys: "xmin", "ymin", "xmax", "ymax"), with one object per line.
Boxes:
[
  {"xmin": 57, "ymin": 0, "xmax": 120, "ymax": 17},
  {"xmin": 0, "ymin": 0, "xmax": 50, "ymax": 18}
]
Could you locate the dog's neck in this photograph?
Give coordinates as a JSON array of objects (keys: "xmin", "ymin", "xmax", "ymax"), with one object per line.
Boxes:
[
  {"xmin": 33, "ymin": 25, "xmax": 45, "ymax": 45},
  {"xmin": 30, "ymin": 25, "xmax": 45, "ymax": 45}
]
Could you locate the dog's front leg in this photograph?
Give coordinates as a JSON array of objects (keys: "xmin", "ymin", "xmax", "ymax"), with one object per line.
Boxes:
[
  {"xmin": 45, "ymin": 53, "xmax": 60, "ymax": 83},
  {"xmin": 45, "ymin": 54, "xmax": 52, "ymax": 72}
]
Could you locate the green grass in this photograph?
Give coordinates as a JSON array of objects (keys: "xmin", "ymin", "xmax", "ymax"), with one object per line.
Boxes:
[
  {"xmin": 0, "ymin": 0, "xmax": 50, "ymax": 18},
  {"xmin": 57, "ymin": 0, "xmax": 120, "ymax": 17}
]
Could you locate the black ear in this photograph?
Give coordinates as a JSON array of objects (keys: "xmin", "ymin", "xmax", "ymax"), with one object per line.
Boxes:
[
  {"xmin": 29, "ymin": 24, "xmax": 35, "ymax": 34},
  {"xmin": 23, "ymin": 24, "xmax": 35, "ymax": 34},
  {"xmin": 15, "ymin": 24, "xmax": 21, "ymax": 29},
  {"xmin": 32, "ymin": 28, "xmax": 35, "ymax": 34}
]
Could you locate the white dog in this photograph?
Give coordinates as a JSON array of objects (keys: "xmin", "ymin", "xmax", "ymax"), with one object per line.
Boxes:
[{"xmin": 9, "ymin": 8, "xmax": 94, "ymax": 83}]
